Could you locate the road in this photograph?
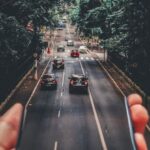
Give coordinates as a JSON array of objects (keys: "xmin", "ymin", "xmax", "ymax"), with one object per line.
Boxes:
[{"xmin": 18, "ymin": 24, "xmax": 135, "ymax": 150}]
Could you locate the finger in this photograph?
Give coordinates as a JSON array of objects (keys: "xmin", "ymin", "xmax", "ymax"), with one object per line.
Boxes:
[
  {"xmin": 135, "ymin": 133, "xmax": 148, "ymax": 150},
  {"xmin": 0, "ymin": 103, "xmax": 23, "ymax": 149},
  {"xmin": 130, "ymin": 104, "xmax": 149, "ymax": 133},
  {"xmin": 128, "ymin": 94, "xmax": 142, "ymax": 107}
]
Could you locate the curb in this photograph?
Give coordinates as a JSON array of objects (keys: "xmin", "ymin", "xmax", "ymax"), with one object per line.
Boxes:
[
  {"xmin": 0, "ymin": 66, "xmax": 34, "ymax": 111},
  {"xmin": 109, "ymin": 60, "xmax": 146, "ymax": 97}
]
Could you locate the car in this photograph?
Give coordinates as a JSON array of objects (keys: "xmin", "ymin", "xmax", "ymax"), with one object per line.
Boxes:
[
  {"xmin": 56, "ymin": 21, "xmax": 66, "ymax": 30},
  {"xmin": 65, "ymin": 36, "xmax": 69, "ymax": 41},
  {"xmin": 70, "ymin": 50, "xmax": 80, "ymax": 57},
  {"xmin": 52, "ymin": 57, "xmax": 64, "ymax": 69},
  {"xmin": 41, "ymin": 74, "xmax": 57, "ymax": 90},
  {"xmin": 69, "ymin": 74, "xmax": 88, "ymax": 94},
  {"xmin": 57, "ymin": 45, "xmax": 65, "ymax": 52},
  {"xmin": 67, "ymin": 40, "xmax": 74, "ymax": 46},
  {"xmin": 78, "ymin": 45, "xmax": 88, "ymax": 54},
  {"xmin": 62, "ymin": 16, "xmax": 67, "ymax": 23}
]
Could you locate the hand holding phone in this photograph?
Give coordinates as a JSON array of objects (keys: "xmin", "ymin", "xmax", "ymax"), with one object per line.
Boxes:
[{"xmin": 126, "ymin": 94, "xmax": 149, "ymax": 150}]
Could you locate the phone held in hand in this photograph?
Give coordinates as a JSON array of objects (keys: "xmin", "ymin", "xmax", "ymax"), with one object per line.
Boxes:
[
  {"xmin": 16, "ymin": 107, "xmax": 27, "ymax": 150},
  {"xmin": 124, "ymin": 97, "xmax": 137, "ymax": 150}
]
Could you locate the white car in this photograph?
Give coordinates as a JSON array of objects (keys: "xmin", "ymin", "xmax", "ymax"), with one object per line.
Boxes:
[
  {"xmin": 78, "ymin": 45, "xmax": 88, "ymax": 54},
  {"xmin": 67, "ymin": 40, "xmax": 74, "ymax": 46}
]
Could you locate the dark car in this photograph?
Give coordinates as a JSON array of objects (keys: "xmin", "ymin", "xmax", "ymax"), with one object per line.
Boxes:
[
  {"xmin": 53, "ymin": 57, "xmax": 64, "ymax": 69},
  {"xmin": 69, "ymin": 74, "xmax": 88, "ymax": 93},
  {"xmin": 41, "ymin": 74, "xmax": 57, "ymax": 90},
  {"xmin": 67, "ymin": 40, "xmax": 74, "ymax": 46},
  {"xmin": 70, "ymin": 50, "xmax": 80, "ymax": 57},
  {"xmin": 57, "ymin": 45, "xmax": 65, "ymax": 52}
]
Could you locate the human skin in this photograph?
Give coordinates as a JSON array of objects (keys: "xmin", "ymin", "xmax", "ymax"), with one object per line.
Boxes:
[
  {"xmin": 128, "ymin": 94, "xmax": 149, "ymax": 150},
  {"xmin": 0, "ymin": 103, "xmax": 23, "ymax": 150}
]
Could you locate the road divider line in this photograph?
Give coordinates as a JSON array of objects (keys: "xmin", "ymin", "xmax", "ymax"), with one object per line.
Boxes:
[
  {"xmin": 79, "ymin": 59, "xmax": 107, "ymax": 149},
  {"xmin": 79, "ymin": 60, "xmax": 85, "ymax": 75},
  {"xmin": 62, "ymin": 71, "xmax": 65, "ymax": 87},
  {"xmin": 54, "ymin": 141, "xmax": 58, "ymax": 150},
  {"xmin": 58, "ymin": 110, "xmax": 61, "ymax": 118},
  {"xmin": 88, "ymin": 89, "xmax": 108, "ymax": 150},
  {"xmin": 60, "ymin": 92, "xmax": 63, "ymax": 97},
  {"xmin": 26, "ymin": 59, "xmax": 51, "ymax": 107}
]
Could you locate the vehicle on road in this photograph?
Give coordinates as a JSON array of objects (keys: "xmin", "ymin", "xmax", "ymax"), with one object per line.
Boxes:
[
  {"xmin": 41, "ymin": 74, "xmax": 57, "ymax": 90},
  {"xmin": 56, "ymin": 21, "xmax": 66, "ymax": 30},
  {"xmin": 70, "ymin": 50, "xmax": 80, "ymax": 57},
  {"xmin": 78, "ymin": 45, "xmax": 88, "ymax": 54},
  {"xmin": 67, "ymin": 40, "xmax": 74, "ymax": 46},
  {"xmin": 57, "ymin": 45, "xmax": 65, "ymax": 52},
  {"xmin": 69, "ymin": 74, "xmax": 88, "ymax": 94},
  {"xmin": 65, "ymin": 36, "xmax": 69, "ymax": 41},
  {"xmin": 52, "ymin": 57, "xmax": 64, "ymax": 69}
]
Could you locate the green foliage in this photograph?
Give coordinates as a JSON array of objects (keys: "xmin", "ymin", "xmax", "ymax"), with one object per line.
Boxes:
[
  {"xmin": 68, "ymin": 0, "xmax": 150, "ymax": 93},
  {"xmin": 0, "ymin": 0, "xmax": 65, "ymax": 70},
  {"xmin": 0, "ymin": 13, "xmax": 32, "ymax": 66}
]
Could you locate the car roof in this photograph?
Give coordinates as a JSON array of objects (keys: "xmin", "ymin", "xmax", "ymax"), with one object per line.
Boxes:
[
  {"xmin": 71, "ymin": 49, "xmax": 78, "ymax": 51},
  {"xmin": 71, "ymin": 74, "xmax": 86, "ymax": 78},
  {"xmin": 54, "ymin": 57, "xmax": 63, "ymax": 60},
  {"xmin": 79, "ymin": 45, "xmax": 87, "ymax": 49},
  {"xmin": 43, "ymin": 74, "xmax": 55, "ymax": 77},
  {"xmin": 58, "ymin": 45, "xmax": 64, "ymax": 47},
  {"xmin": 68, "ymin": 40, "xmax": 73, "ymax": 42}
]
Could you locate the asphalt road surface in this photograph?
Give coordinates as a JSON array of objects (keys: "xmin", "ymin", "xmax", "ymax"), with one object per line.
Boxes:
[{"xmin": 18, "ymin": 24, "xmax": 135, "ymax": 150}]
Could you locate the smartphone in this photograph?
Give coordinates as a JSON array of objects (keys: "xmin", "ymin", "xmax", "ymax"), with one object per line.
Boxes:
[
  {"xmin": 16, "ymin": 107, "xmax": 27, "ymax": 150},
  {"xmin": 124, "ymin": 97, "xmax": 137, "ymax": 150}
]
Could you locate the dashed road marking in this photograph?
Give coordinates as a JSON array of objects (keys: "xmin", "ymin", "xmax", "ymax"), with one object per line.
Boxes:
[
  {"xmin": 54, "ymin": 141, "xmax": 58, "ymax": 150},
  {"xmin": 60, "ymin": 92, "xmax": 63, "ymax": 97},
  {"xmin": 62, "ymin": 71, "xmax": 65, "ymax": 87},
  {"xmin": 58, "ymin": 110, "xmax": 61, "ymax": 118},
  {"xmin": 88, "ymin": 89, "xmax": 108, "ymax": 150}
]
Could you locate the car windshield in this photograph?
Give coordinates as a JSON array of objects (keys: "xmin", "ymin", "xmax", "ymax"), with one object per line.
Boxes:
[
  {"xmin": 71, "ymin": 75, "xmax": 87, "ymax": 80},
  {"xmin": 58, "ymin": 45, "xmax": 64, "ymax": 48},
  {"xmin": 42, "ymin": 74, "xmax": 54, "ymax": 79}
]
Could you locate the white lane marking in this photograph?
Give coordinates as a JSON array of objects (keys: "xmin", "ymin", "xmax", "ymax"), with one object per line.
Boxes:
[
  {"xmin": 80, "ymin": 60, "xmax": 108, "ymax": 150},
  {"xmin": 79, "ymin": 60, "xmax": 85, "ymax": 75},
  {"xmin": 58, "ymin": 110, "xmax": 61, "ymax": 118},
  {"xmin": 60, "ymin": 92, "xmax": 63, "ymax": 97},
  {"xmin": 81, "ymin": 57, "xmax": 83, "ymax": 60},
  {"xmin": 48, "ymin": 62, "xmax": 53, "ymax": 73},
  {"xmin": 146, "ymin": 125, "xmax": 150, "ymax": 132},
  {"xmin": 88, "ymin": 89, "xmax": 108, "ymax": 150},
  {"xmin": 26, "ymin": 60, "xmax": 52, "ymax": 107},
  {"xmin": 66, "ymin": 23, "xmax": 71, "ymax": 38},
  {"xmin": 54, "ymin": 141, "xmax": 58, "ymax": 150},
  {"xmin": 62, "ymin": 71, "xmax": 65, "ymax": 87},
  {"xmin": 86, "ymin": 57, "xmax": 89, "ymax": 60}
]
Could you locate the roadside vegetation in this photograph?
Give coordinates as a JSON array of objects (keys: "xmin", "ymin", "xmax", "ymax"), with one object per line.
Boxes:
[
  {"xmin": 69, "ymin": 0, "xmax": 150, "ymax": 95},
  {"xmin": 0, "ymin": 0, "xmax": 74, "ymax": 101}
]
